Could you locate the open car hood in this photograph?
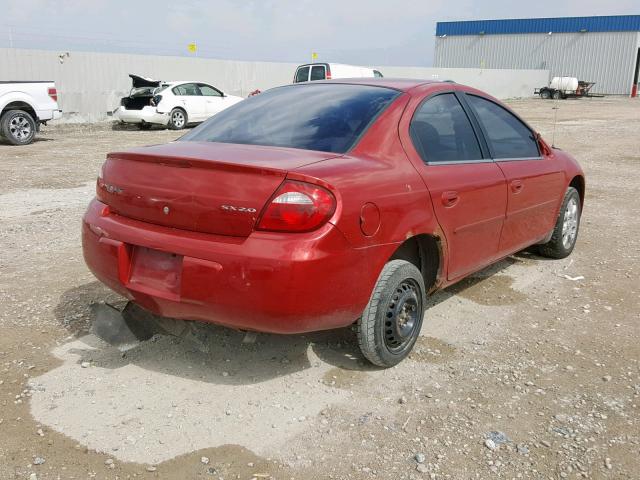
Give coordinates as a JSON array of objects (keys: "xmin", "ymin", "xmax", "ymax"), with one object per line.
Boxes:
[{"xmin": 129, "ymin": 74, "xmax": 162, "ymax": 88}]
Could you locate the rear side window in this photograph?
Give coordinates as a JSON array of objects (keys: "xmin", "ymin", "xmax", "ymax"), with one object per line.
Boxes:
[
  {"xmin": 173, "ymin": 83, "xmax": 201, "ymax": 96},
  {"xmin": 373, "ymin": 70, "xmax": 383, "ymax": 78},
  {"xmin": 466, "ymin": 95, "xmax": 539, "ymax": 159},
  {"xmin": 181, "ymin": 84, "xmax": 399, "ymax": 154},
  {"xmin": 295, "ymin": 66, "xmax": 310, "ymax": 83},
  {"xmin": 310, "ymin": 65, "xmax": 326, "ymax": 81},
  {"xmin": 410, "ymin": 93, "xmax": 482, "ymax": 163}
]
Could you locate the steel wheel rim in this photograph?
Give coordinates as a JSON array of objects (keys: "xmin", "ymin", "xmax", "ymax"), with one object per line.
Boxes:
[
  {"xmin": 561, "ymin": 197, "xmax": 579, "ymax": 249},
  {"xmin": 172, "ymin": 111, "xmax": 185, "ymax": 127},
  {"xmin": 9, "ymin": 115, "xmax": 32, "ymax": 140},
  {"xmin": 384, "ymin": 279, "xmax": 421, "ymax": 353}
]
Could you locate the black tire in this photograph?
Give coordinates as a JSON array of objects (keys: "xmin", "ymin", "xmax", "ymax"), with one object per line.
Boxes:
[
  {"xmin": 357, "ymin": 260, "xmax": 426, "ymax": 367},
  {"xmin": 1, "ymin": 109, "xmax": 37, "ymax": 145},
  {"xmin": 137, "ymin": 122, "xmax": 153, "ymax": 130},
  {"xmin": 552, "ymin": 91, "xmax": 562, "ymax": 100},
  {"xmin": 538, "ymin": 187, "xmax": 581, "ymax": 259},
  {"xmin": 167, "ymin": 108, "xmax": 187, "ymax": 130},
  {"xmin": 540, "ymin": 89, "xmax": 551, "ymax": 99}
]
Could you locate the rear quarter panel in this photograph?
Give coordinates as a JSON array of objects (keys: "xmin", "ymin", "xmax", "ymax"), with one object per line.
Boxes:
[
  {"xmin": 0, "ymin": 82, "xmax": 57, "ymax": 119},
  {"xmin": 294, "ymin": 92, "xmax": 442, "ymax": 305},
  {"xmin": 295, "ymin": 92, "xmax": 439, "ymax": 249}
]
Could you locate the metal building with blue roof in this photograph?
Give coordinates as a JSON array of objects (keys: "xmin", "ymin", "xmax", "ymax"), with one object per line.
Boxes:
[{"xmin": 433, "ymin": 15, "xmax": 640, "ymax": 95}]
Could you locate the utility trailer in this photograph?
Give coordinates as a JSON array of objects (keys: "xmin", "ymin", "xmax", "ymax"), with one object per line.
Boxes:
[{"xmin": 535, "ymin": 76, "xmax": 604, "ymax": 99}]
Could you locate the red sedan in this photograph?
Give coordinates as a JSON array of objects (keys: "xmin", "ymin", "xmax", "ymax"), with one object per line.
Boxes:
[{"xmin": 83, "ymin": 79, "xmax": 584, "ymax": 367}]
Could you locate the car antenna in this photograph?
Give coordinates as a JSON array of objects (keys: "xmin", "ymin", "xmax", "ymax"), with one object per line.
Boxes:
[{"xmin": 551, "ymin": 103, "xmax": 559, "ymax": 148}]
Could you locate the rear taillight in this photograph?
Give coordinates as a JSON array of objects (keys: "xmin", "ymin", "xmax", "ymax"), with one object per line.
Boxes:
[
  {"xmin": 256, "ymin": 180, "xmax": 336, "ymax": 232},
  {"xmin": 48, "ymin": 87, "xmax": 58, "ymax": 102},
  {"xmin": 326, "ymin": 65, "xmax": 332, "ymax": 80}
]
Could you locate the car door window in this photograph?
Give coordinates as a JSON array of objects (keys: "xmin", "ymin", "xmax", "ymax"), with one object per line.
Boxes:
[
  {"xmin": 466, "ymin": 95, "xmax": 539, "ymax": 159},
  {"xmin": 310, "ymin": 65, "xmax": 326, "ymax": 81},
  {"xmin": 409, "ymin": 93, "xmax": 482, "ymax": 164},
  {"xmin": 199, "ymin": 84, "xmax": 222, "ymax": 97},
  {"xmin": 295, "ymin": 66, "xmax": 310, "ymax": 83}
]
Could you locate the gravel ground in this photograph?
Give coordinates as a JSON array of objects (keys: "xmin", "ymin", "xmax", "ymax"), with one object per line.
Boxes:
[{"xmin": 0, "ymin": 97, "xmax": 638, "ymax": 480}]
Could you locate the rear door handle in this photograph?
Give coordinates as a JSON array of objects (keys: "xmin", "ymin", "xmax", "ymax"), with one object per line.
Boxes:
[
  {"xmin": 510, "ymin": 180, "xmax": 524, "ymax": 193},
  {"xmin": 441, "ymin": 190, "xmax": 459, "ymax": 207}
]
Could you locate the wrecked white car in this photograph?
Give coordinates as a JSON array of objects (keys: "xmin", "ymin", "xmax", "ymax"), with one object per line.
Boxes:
[{"xmin": 113, "ymin": 74, "xmax": 243, "ymax": 130}]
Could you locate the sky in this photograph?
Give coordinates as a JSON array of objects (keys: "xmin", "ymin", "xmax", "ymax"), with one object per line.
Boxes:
[{"xmin": 0, "ymin": 0, "xmax": 637, "ymax": 66}]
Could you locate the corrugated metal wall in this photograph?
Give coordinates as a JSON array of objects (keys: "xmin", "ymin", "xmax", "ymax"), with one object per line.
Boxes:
[
  {"xmin": 434, "ymin": 32, "xmax": 640, "ymax": 95},
  {"xmin": 0, "ymin": 48, "xmax": 298, "ymax": 122},
  {"xmin": 436, "ymin": 15, "xmax": 640, "ymax": 36},
  {"xmin": 0, "ymin": 48, "xmax": 549, "ymax": 122}
]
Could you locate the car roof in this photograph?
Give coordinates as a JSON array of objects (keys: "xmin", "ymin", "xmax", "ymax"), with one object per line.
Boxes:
[
  {"xmin": 299, "ymin": 78, "xmax": 453, "ymax": 92},
  {"xmin": 166, "ymin": 81, "xmax": 203, "ymax": 85},
  {"xmin": 297, "ymin": 62, "xmax": 370, "ymax": 68}
]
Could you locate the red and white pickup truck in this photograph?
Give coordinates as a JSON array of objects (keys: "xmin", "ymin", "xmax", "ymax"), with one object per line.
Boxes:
[{"xmin": 0, "ymin": 81, "xmax": 62, "ymax": 145}]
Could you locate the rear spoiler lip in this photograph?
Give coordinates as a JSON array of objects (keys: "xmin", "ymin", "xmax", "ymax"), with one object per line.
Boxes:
[
  {"xmin": 106, "ymin": 142, "xmax": 342, "ymax": 175},
  {"xmin": 106, "ymin": 150, "xmax": 289, "ymax": 177}
]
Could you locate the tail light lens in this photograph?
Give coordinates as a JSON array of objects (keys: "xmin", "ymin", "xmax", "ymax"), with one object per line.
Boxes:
[
  {"xmin": 256, "ymin": 180, "xmax": 336, "ymax": 232},
  {"xmin": 326, "ymin": 65, "xmax": 332, "ymax": 80},
  {"xmin": 48, "ymin": 87, "xmax": 58, "ymax": 102}
]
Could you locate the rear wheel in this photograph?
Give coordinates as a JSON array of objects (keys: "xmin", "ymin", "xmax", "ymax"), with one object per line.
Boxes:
[
  {"xmin": 357, "ymin": 260, "xmax": 425, "ymax": 367},
  {"xmin": 552, "ymin": 91, "xmax": 563, "ymax": 100},
  {"xmin": 168, "ymin": 108, "xmax": 187, "ymax": 130},
  {"xmin": 1, "ymin": 109, "xmax": 36, "ymax": 145},
  {"xmin": 538, "ymin": 187, "xmax": 581, "ymax": 259}
]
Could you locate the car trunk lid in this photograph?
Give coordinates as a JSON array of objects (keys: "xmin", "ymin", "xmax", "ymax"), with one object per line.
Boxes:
[
  {"xmin": 129, "ymin": 74, "xmax": 162, "ymax": 88},
  {"xmin": 120, "ymin": 74, "xmax": 164, "ymax": 110},
  {"xmin": 98, "ymin": 142, "xmax": 339, "ymax": 237}
]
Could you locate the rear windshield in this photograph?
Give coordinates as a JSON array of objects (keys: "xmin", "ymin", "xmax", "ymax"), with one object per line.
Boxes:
[
  {"xmin": 310, "ymin": 65, "xmax": 326, "ymax": 81},
  {"xmin": 130, "ymin": 84, "xmax": 169, "ymax": 97},
  {"xmin": 294, "ymin": 66, "xmax": 309, "ymax": 83},
  {"xmin": 180, "ymin": 84, "xmax": 399, "ymax": 153}
]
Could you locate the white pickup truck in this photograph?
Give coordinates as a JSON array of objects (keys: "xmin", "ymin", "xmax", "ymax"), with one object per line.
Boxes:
[{"xmin": 0, "ymin": 81, "xmax": 62, "ymax": 145}]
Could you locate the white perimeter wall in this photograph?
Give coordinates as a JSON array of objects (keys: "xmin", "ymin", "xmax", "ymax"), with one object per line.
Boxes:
[
  {"xmin": 0, "ymin": 48, "xmax": 549, "ymax": 122},
  {"xmin": 375, "ymin": 65, "xmax": 549, "ymax": 100}
]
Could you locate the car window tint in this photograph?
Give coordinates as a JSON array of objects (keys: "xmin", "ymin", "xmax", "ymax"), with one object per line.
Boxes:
[
  {"xmin": 410, "ymin": 93, "xmax": 482, "ymax": 163},
  {"xmin": 373, "ymin": 70, "xmax": 383, "ymax": 78},
  {"xmin": 295, "ymin": 66, "xmax": 310, "ymax": 83},
  {"xmin": 466, "ymin": 95, "xmax": 539, "ymax": 159},
  {"xmin": 199, "ymin": 84, "xmax": 222, "ymax": 96},
  {"xmin": 180, "ymin": 84, "xmax": 399, "ymax": 154},
  {"xmin": 310, "ymin": 65, "xmax": 325, "ymax": 81}
]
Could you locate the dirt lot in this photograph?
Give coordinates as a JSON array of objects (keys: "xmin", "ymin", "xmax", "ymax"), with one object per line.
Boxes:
[{"xmin": 0, "ymin": 97, "xmax": 638, "ymax": 480}]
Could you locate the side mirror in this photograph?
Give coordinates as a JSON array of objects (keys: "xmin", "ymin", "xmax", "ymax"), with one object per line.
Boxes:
[{"xmin": 535, "ymin": 132, "xmax": 552, "ymax": 156}]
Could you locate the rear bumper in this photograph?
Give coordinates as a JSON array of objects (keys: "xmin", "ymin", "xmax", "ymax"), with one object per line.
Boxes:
[
  {"xmin": 113, "ymin": 106, "xmax": 169, "ymax": 125},
  {"xmin": 82, "ymin": 199, "xmax": 380, "ymax": 334},
  {"xmin": 36, "ymin": 109, "xmax": 62, "ymax": 122}
]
